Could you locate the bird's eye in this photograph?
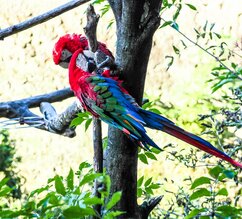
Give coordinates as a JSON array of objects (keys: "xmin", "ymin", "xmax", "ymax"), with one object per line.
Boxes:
[{"xmin": 60, "ymin": 49, "xmax": 72, "ymax": 61}]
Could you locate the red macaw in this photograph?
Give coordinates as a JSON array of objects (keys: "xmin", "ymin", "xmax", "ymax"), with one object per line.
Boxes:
[{"xmin": 52, "ymin": 34, "xmax": 242, "ymax": 168}]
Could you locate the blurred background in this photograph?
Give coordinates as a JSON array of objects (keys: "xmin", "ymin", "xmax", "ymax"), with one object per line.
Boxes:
[{"xmin": 0, "ymin": 0, "xmax": 241, "ymax": 215}]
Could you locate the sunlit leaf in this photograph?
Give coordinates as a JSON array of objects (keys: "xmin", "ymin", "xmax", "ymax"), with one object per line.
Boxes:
[
  {"xmin": 67, "ymin": 168, "xmax": 74, "ymax": 190},
  {"xmin": 137, "ymin": 176, "xmax": 144, "ymax": 187},
  {"xmin": 106, "ymin": 191, "xmax": 122, "ymax": 210},
  {"xmin": 54, "ymin": 175, "xmax": 66, "ymax": 196},
  {"xmin": 145, "ymin": 152, "xmax": 157, "ymax": 160},
  {"xmin": 185, "ymin": 208, "xmax": 205, "ymax": 219},
  {"xmin": 190, "ymin": 177, "xmax": 211, "ymax": 189},
  {"xmin": 209, "ymin": 166, "xmax": 223, "ymax": 179},
  {"xmin": 63, "ymin": 206, "xmax": 95, "ymax": 218},
  {"xmin": 160, "ymin": 21, "xmax": 173, "ymax": 29},
  {"xmin": 139, "ymin": 154, "xmax": 148, "ymax": 164},
  {"xmin": 83, "ymin": 196, "xmax": 103, "ymax": 205},
  {"xmin": 185, "ymin": 4, "xmax": 197, "ymax": 11},
  {"xmin": 216, "ymin": 188, "xmax": 228, "ymax": 196},
  {"xmin": 190, "ymin": 188, "xmax": 211, "ymax": 200},
  {"xmin": 79, "ymin": 173, "xmax": 101, "ymax": 187},
  {"xmin": 144, "ymin": 177, "xmax": 152, "ymax": 187},
  {"xmin": 216, "ymin": 205, "xmax": 242, "ymax": 217},
  {"xmin": 85, "ymin": 118, "xmax": 92, "ymax": 131}
]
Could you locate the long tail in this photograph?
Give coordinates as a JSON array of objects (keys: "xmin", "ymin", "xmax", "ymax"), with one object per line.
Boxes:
[{"xmin": 140, "ymin": 109, "xmax": 242, "ymax": 168}]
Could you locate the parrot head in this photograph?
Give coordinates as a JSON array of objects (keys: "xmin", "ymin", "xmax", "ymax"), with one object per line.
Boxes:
[
  {"xmin": 53, "ymin": 33, "xmax": 88, "ymax": 68},
  {"xmin": 53, "ymin": 33, "xmax": 114, "ymax": 69}
]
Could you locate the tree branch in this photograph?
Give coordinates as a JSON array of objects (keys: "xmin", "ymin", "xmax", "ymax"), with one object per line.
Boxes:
[
  {"xmin": 0, "ymin": 88, "xmax": 81, "ymax": 138},
  {"xmin": 0, "ymin": 0, "xmax": 90, "ymax": 40},
  {"xmin": 139, "ymin": 196, "xmax": 163, "ymax": 219},
  {"xmin": 84, "ymin": 5, "xmax": 103, "ymax": 218}
]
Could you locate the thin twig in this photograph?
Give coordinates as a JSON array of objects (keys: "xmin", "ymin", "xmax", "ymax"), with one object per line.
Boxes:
[
  {"xmin": 161, "ymin": 18, "xmax": 241, "ymax": 78},
  {"xmin": 0, "ymin": 0, "xmax": 90, "ymax": 40}
]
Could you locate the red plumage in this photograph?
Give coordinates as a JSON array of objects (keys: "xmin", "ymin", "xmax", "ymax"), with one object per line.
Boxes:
[{"xmin": 53, "ymin": 33, "xmax": 242, "ymax": 169}]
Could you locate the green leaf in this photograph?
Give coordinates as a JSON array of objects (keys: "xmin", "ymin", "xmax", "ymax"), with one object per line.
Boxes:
[
  {"xmin": 137, "ymin": 188, "xmax": 143, "ymax": 197},
  {"xmin": 84, "ymin": 196, "xmax": 103, "ymax": 205},
  {"xmin": 149, "ymin": 108, "xmax": 161, "ymax": 114},
  {"xmin": 139, "ymin": 154, "xmax": 148, "ymax": 164},
  {"xmin": 185, "ymin": 3, "xmax": 197, "ymax": 11},
  {"xmin": 185, "ymin": 208, "xmax": 205, "ymax": 219},
  {"xmin": 67, "ymin": 168, "xmax": 74, "ymax": 190},
  {"xmin": 160, "ymin": 21, "xmax": 172, "ymax": 28},
  {"xmin": 144, "ymin": 177, "xmax": 152, "ymax": 187},
  {"xmin": 190, "ymin": 177, "xmax": 211, "ymax": 189},
  {"xmin": 103, "ymin": 210, "xmax": 125, "ymax": 219},
  {"xmin": 145, "ymin": 152, "xmax": 157, "ymax": 160},
  {"xmin": 107, "ymin": 19, "xmax": 114, "ymax": 29},
  {"xmin": 0, "ymin": 186, "xmax": 13, "ymax": 197},
  {"xmin": 63, "ymin": 206, "xmax": 95, "ymax": 218},
  {"xmin": 210, "ymin": 23, "xmax": 215, "ymax": 31},
  {"xmin": 106, "ymin": 191, "xmax": 122, "ymax": 210},
  {"xmin": 48, "ymin": 193, "xmax": 60, "ymax": 205},
  {"xmin": 145, "ymin": 187, "xmax": 154, "ymax": 195},
  {"xmin": 173, "ymin": 3, "xmax": 182, "ymax": 21},
  {"xmin": 149, "ymin": 183, "xmax": 160, "ymax": 190},
  {"xmin": 151, "ymin": 147, "xmax": 162, "ymax": 154},
  {"xmin": 24, "ymin": 201, "xmax": 36, "ymax": 212},
  {"xmin": 70, "ymin": 117, "xmax": 84, "ymax": 127},
  {"xmin": 209, "ymin": 166, "xmax": 223, "ymax": 179},
  {"xmin": 54, "ymin": 175, "xmax": 66, "ymax": 196},
  {"xmin": 203, "ymin": 20, "xmax": 208, "ymax": 32},
  {"xmin": 79, "ymin": 161, "xmax": 91, "ymax": 171},
  {"xmin": 212, "ymin": 78, "xmax": 234, "ymax": 93},
  {"xmin": 85, "ymin": 118, "xmax": 92, "ymax": 131},
  {"xmin": 0, "ymin": 210, "xmax": 25, "ymax": 218},
  {"xmin": 0, "ymin": 178, "xmax": 9, "ymax": 189},
  {"xmin": 172, "ymin": 45, "xmax": 180, "ymax": 55},
  {"xmin": 216, "ymin": 188, "xmax": 228, "ymax": 196},
  {"xmin": 29, "ymin": 185, "xmax": 50, "ymax": 198},
  {"xmin": 190, "ymin": 188, "xmax": 211, "ymax": 200},
  {"xmin": 79, "ymin": 173, "xmax": 101, "ymax": 187},
  {"xmin": 137, "ymin": 176, "xmax": 144, "ymax": 187},
  {"xmin": 102, "ymin": 136, "xmax": 108, "ymax": 150},
  {"xmin": 213, "ymin": 32, "xmax": 221, "ymax": 39},
  {"xmin": 165, "ymin": 55, "xmax": 174, "ymax": 71},
  {"xmin": 216, "ymin": 205, "xmax": 242, "ymax": 217}
]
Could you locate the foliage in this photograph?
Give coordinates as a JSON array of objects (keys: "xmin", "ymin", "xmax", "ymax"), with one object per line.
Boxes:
[
  {"xmin": 0, "ymin": 161, "xmax": 123, "ymax": 219},
  {"xmin": 0, "ymin": 130, "xmax": 22, "ymax": 199},
  {"xmin": 70, "ymin": 112, "xmax": 93, "ymax": 131}
]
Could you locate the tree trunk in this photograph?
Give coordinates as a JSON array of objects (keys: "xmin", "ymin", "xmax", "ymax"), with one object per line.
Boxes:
[{"xmin": 104, "ymin": 1, "xmax": 162, "ymax": 218}]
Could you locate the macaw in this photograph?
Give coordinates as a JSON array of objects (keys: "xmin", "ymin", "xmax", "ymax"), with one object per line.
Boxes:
[{"xmin": 52, "ymin": 33, "xmax": 242, "ymax": 168}]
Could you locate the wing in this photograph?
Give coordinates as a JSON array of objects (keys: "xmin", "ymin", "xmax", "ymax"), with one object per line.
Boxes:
[{"xmin": 77, "ymin": 74, "xmax": 160, "ymax": 149}]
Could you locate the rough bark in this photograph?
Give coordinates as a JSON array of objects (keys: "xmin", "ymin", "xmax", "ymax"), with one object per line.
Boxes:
[{"xmin": 105, "ymin": 1, "xmax": 162, "ymax": 218}]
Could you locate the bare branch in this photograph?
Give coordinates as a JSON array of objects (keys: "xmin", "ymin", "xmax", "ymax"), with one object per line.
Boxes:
[
  {"xmin": 84, "ymin": 4, "xmax": 100, "ymax": 52},
  {"xmin": 0, "ymin": 0, "xmax": 90, "ymax": 40},
  {"xmin": 84, "ymin": 5, "xmax": 103, "ymax": 218},
  {"xmin": 139, "ymin": 196, "xmax": 163, "ymax": 219},
  {"xmin": 0, "ymin": 88, "xmax": 81, "ymax": 137},
  {"xmin": 0, "ymin": 88, "xmax": 73, "ymax": 117}
]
